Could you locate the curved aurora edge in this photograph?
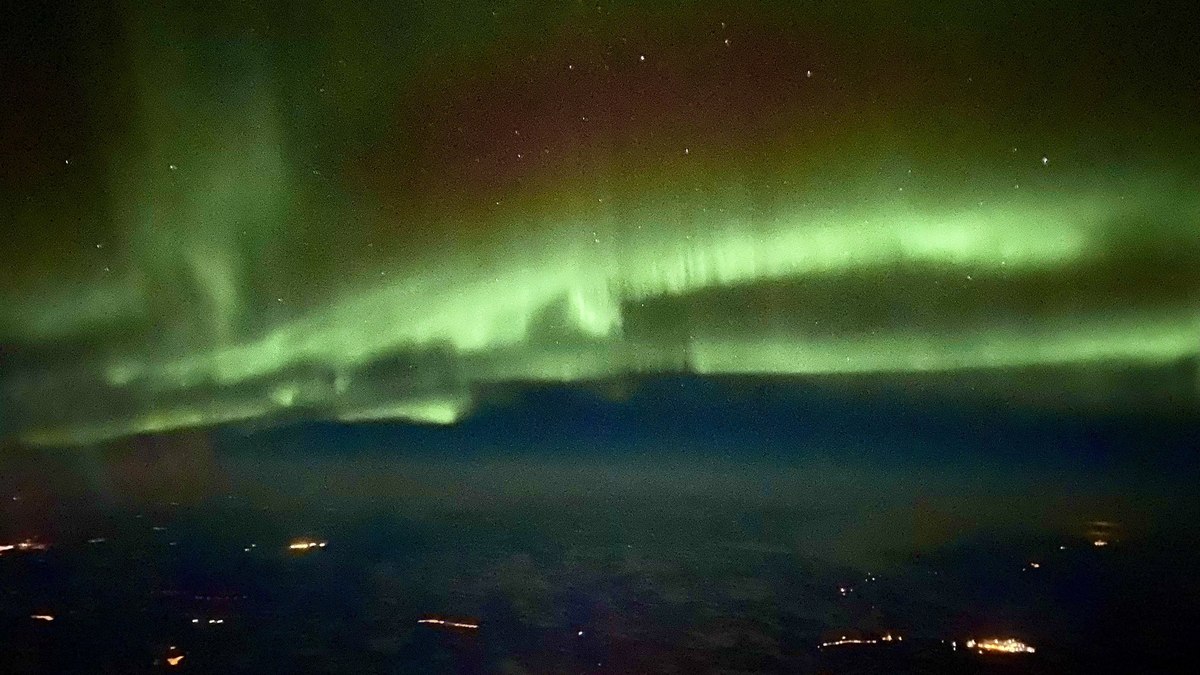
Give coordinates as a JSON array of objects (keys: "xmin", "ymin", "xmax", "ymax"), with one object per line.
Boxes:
[{"xmin": 104, "ymin": 193, "xmax": 1108, "ymax": 390}]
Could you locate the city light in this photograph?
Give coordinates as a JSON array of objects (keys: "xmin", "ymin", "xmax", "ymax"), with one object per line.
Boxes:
[
  {"xmin": 417, "ymin": 618, "xmax": 479, "ymax": 630},
  {"xmin": 166, "ymin": 655, "xmax": 185, "ymax": 666},
  {"xmin": 819, "ymin": 637, "xmax": 876, "ymax": 648},
  {"xmin": 819, "ymin": 633, "xmax": 901, "ymax": 648},
  {"xmin": 287, "ymin": 539, "xmax": 328, "ymax": 551},
  {"xmin": 965, "ymin": 638, "xmax": 1036, "ymax": 654},
  {"xmin": 30, "ymin": 615, "xmax": 55, "ymax": 621},
  {"xmin": 1093, "ymin": 539, "xmax": 1109, "ymax": 547}
]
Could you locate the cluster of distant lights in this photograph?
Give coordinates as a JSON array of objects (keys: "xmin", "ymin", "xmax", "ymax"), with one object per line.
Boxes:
[
  {"xmin": 966, "ymin": 638, "xmax": 1036, "ymax": 654},
  {"xmin": 7, "ymin": 519, "xmax": 1104, "ymax": 673},
  {"xmin": 20, "ymin": 535, "xmax": 315, "ymax": 654},
  {"xmin": 153, "ymin": 608, "xmax": 1036, "ymax": 658},
  {"xmin": 14, "ymin": 524, "xmax": 1095, "ymax": 665},
  {"xmin": 5, "ymin": 537, "xmax": 347, "ymax": 554},
  {"xmin": 821, "ymin": 633, "xmax": 1034, "ymax": 655},
  {"xmin": 32, "ymin": 614, "xmax": 230, "ymax": 626},
  {"xmin": 0, "ymin": 539, "xmax": 50, "ymax": 554}
]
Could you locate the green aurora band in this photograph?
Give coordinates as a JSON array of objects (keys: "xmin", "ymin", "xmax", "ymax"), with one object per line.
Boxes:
[{"xmin": 2, "ymin": 1, "xmax": 1198, "ymax": 445}]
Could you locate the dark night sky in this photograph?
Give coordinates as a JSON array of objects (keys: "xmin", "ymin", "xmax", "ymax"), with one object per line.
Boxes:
[{"xmin": 1, "ymin": 1, "xmax": 1198, "ymax": 445}]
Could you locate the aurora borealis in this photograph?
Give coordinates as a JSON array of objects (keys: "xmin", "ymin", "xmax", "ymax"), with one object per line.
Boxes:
[{"xmin": 2, "ymin": 1, "xmax": 1198, "ymax": 445}]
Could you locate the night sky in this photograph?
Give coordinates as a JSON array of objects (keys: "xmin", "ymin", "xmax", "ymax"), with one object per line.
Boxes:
[
  {"xmin": 3, "ymin": 5, "xmax": 1200, "ymax": 672},
  {"xmin": 2, "ymin": 0, "xmax": 1198, "ymax": 445}
]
